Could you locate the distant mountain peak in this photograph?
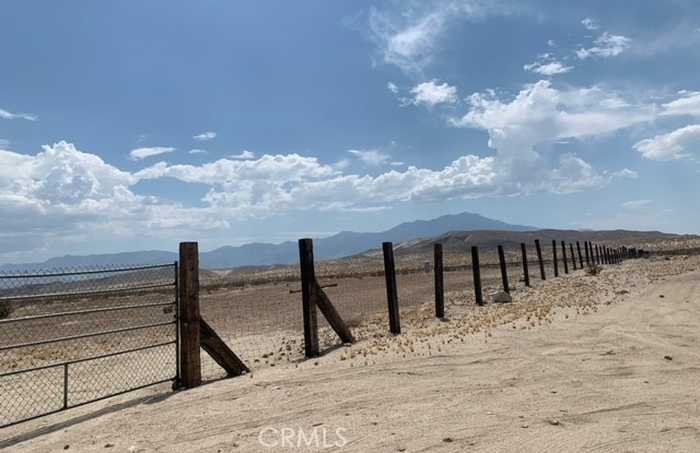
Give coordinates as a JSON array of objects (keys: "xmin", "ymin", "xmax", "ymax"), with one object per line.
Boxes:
[{"xmin": 0, "ymin": 211, "xmax": 535, "ymax": 271}]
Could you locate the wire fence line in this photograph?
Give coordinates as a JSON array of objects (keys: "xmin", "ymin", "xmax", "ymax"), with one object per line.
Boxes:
[{"xmin": 0, "ymin": 238, "xmax": 642, "ymax": 428}]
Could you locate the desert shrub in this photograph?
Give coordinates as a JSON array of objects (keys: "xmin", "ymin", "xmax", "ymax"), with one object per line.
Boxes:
[
  {"xmin": 586, "ymin": 265, "xmax": 602, "ymax": 276},
  {"xmin": 0, "ymin": 300, "xmax": 9, "ymax": 319}
]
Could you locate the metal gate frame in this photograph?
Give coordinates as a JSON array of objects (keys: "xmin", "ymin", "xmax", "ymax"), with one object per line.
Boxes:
[{"xmin": 0, "ymin": 263, "xmax": 180, "ymax": 428}]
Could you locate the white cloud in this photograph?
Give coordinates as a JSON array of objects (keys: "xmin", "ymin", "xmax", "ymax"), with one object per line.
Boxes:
[
  {"xmin": 450, "ymin": 80, "xmax": 649, "ymax": 192},
  {"xmin": 188, "ymin": 149, "xmax": 207, "ymax": 155},
  {"xmin": 193, "ymin": 131, "xmax": 217, "ymax": 141},
  {"xmin": 129, "ymin": 146, "xmax": 175, "ymax": 161},
  {"xmin": 633, "ymin": 125, "xmax": 700, "ymax": 161},
  {"xmin": 0, "ymin": 107, "xmax": 37, "ymax": 121},
  {"xmin": 0, "ymin": 138, "xmax": 639, "ymax": 255},
  {"xmin": 454, "ymin": 80, "xmax": 654, "ymax": 156},
  {"xmin": 387, "ymin": 82, "xmax": 399, "ymax": 94},
  {"xmin": 347, "ymin": 149, "xmax": 391, "ymax": 166},
  {"xmin": 367, "ymin": 1, "xmax": 511, "ymax": 74},
  {"xmin": 524, "ymin": 59, "xmax": 573, "ymax": 76},
  {"xmin": 622, "ymin": 199, "xmax": 652, "ymax": 210},
  {"xmin": 581, "ymin": 18, "xmax": 599, "ymax": 31},
  {"xmin": 229, "ymin": 150, "xmax": 256, "ymax": 160},
  {"xmin": 547, "ymin": 39, "xmax": 556, "ymax": 47},
  {"xmin": 661, "ymin": 91, "xmax": 700, "ymax": 117},
  {"xmin": 576, "ymin": 32, "xmax": 631, "ymax": 59},
  {"xmin": 409, "ymin": 80, "xmax": 458, "ymax": 107}
]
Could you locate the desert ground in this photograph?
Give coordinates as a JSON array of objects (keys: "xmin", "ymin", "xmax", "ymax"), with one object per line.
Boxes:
[{"xmin": 1, "ymin": 252, "xmax": 699, "ymax": 452}]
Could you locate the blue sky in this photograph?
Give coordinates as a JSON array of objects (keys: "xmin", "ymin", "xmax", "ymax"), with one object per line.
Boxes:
[{"xmin": 1, "ymin": 0, "xmax": 699, "ymax": 263}]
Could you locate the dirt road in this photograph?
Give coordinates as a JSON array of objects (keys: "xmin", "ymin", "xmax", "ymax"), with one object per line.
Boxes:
[{"xmin": 2, "ymin": 260, "xmax": 699, "ymax": 452}]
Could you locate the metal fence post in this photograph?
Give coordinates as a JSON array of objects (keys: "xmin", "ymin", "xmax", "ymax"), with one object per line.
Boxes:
[
  {"xmin": 570, "ymin": 243, "xmax": 577, "ymax": 270},
  {"xmin": 383, "ymin": 242, "xmax": 401, "ymax": 334},
  {"xmin": 552, "ymin": 240, "xmax": 559, "ymax": 277},
  {"xmin": 179, "ymin": 242, "xmax": 202, "ymax": 389}
]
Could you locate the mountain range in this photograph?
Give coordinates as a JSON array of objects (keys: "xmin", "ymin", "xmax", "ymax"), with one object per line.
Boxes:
[{"xmin": 0, "ymin": 212, "xmax": 534, "ymax": 271}]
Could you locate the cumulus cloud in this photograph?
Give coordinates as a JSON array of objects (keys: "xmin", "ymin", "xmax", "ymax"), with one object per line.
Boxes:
[
  {"xmin": 188, "ymin": 149, "xmax": 207, "ymax": 155},
  {"xmin": 387, "ymin": 82, "xmax": 399, "ymax": 94},
  {"xmin": 129, "ymin": 146, "xmax": 175, "ymax": 161},
  {"xmin": 408, "ymin": 80, "xmax": 458, "ymax": 107},
  {"xmin": 0, "ymin": 137, "xmax": 639, "ymax": 255},
  {"xmin": 0, "ymin": 107, "xmax": 37, "ymax": 121},
  {"xmin": 576, "ymin": 32, "xmax": 631, "ymax": 59},
  {"xmin": 193, "ymin": 131, "xmax": 217, "ymax": 141},
  {"xmin": 450, "ymin": 80, "xmax": 647, "ymax": 192},
  {"xmin": 633, "ymin": 125, "xmax": 700, "ymax": 161},
  {"xmin": 229, "ymin": 150, "xmax": 256, "ymax": 160},
  {"xmin": 347, "ymin": 149, "xmax": 391, "ymax": 166},
  {"xmin": 454, "ymin": 80, "xmax": 654, "ymax": 155},
  {"xmin": 581, "ymin": 18, "xmax": 599, "ymax": 31}
]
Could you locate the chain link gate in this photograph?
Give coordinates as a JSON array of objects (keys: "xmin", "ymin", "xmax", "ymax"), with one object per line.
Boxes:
[{"xmin": 0, "ymin": 263, "xmax": 180, "ymax": 428}]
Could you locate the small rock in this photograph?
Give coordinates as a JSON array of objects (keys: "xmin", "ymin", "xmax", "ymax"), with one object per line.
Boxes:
[
  {"xmin": 546, "ymin": 418, "xmax": 561, "ymax": 426},
  {"xmin": 442, "ymin": 437, "xmax": 454, "ymax": 443},
  {"xmin": 521, "ymin": 424, "xmax": 529, "ymax": 429},
  {"xmin": 104, "ymin": 444, "xmax": 114, "ymax": 449},
  {"xmin": 492, "ymin": 291, "xmax": 512, "ymax": 304},
  {"xmin": 664, "ymin": 355, "xmax": 673, "ymax": 361},
  {"xmin": 659, "ymin": 294, "xmax": 665, "ymax": 298},
  {"xmin": 63, "ymin": 446, "xmax": 69, "ymax": 451}
]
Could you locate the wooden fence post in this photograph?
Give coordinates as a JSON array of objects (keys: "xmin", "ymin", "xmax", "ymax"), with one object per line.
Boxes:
[
  {"xmin": 383, "ymin": 242, "xmax": 401, "ymax": 334},
  {"xmin": 561, "ymin": 241, "xmax": 569, "ymax": 274},
  {"xmin": 596, "ymin": 244, "xmax": 601, "ymax": 265},
  {"xmin": 520, "ymin": 242, "xmax": 530, "ymax": 287},
  {"xmin": 434, "ymin": 243, "xmax": 445, "ymax": 319},
  {"xmin": 299, "ymin": 238, "xmax": 320, "ymax": 358},
  {"xmin": 179, "ymin": 242, "xmax": 202, "ymax": 389},
  {"xmin": 570, "ymin": 243, "xmax": 577, "ymax": 270},
  {"xmin": 498, "ymin": 245, "xmax": 509, "ymax": 293},
  {"xmin": 593, "ymin": 244, "xmax": 598, "ymax": 265},
  {"xmin": 584, "ymin": 241, "xmax": 590, "ymax": 267},
  {"xmin": 535, "ymin": 239, "xmax": 546, "ymax": 280},
  {"xmin": 552, "ymin": 240, "xmax": 559, "ymax": 277},
  {"xmin": 576, "ymin": 241, "xmax": 584, "ymax": 268},
  {"xmin": 471, "ymin": 246, "xmax": 484, "ymax": 306}
]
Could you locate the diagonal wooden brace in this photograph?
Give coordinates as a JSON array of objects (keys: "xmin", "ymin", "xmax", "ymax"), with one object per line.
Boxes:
[
  {"xmin": 200, "ymin": 318, "xmax": 249, "ymax": 376},
  {"xmin": 313, "ymin": 282, "xmax": 354, "ymax": 344}
]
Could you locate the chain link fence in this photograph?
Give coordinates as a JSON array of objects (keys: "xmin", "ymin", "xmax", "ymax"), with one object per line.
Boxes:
[{"xmin": 0, "ymin": 263, "xmax": 177, "ymax": 428}]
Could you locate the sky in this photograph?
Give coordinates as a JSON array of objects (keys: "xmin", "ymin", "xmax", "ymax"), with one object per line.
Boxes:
[{"xmin": 1, "ymin": 0, "xmax": 700, "ymax": 264}]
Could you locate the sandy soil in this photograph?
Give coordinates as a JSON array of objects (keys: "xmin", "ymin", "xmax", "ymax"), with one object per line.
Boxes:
[{"xmin": 2, "ymin": 255, "xmax": 699, "ymax": 452}]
